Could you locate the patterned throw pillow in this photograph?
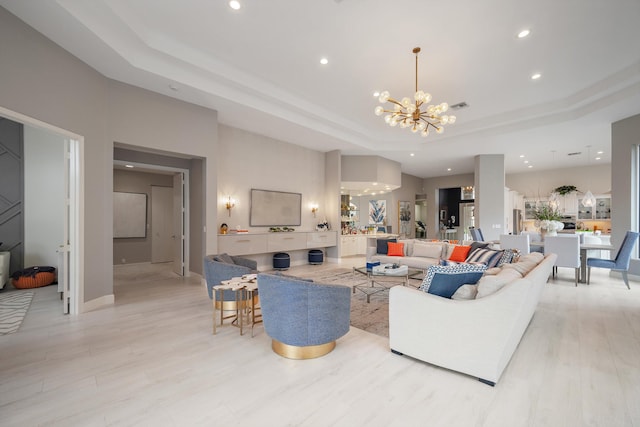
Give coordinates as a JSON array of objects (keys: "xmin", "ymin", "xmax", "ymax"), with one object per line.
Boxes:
[
  {"xmin": 497, "ymin": 248, "xmax": 518, "ymax": 266},
  {"xmin": 465, "ymin": 248, "xmax": 504, "ymax": 268},
  {"xmin": 419, "ymin": 263, "xmax": 487, "ymax": 298},
  {"xmin": 387, "ymin": 242, "xmax": 405, "ymax": 257}
]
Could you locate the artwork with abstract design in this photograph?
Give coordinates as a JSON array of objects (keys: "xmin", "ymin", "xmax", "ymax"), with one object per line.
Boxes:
[
  {"xmin": 399, "ymin": 201, "xmax": 411, "ymax": 237},
  {"xmin": 369, "ymin": 200, "xmax": 386, "ymax": 224}
]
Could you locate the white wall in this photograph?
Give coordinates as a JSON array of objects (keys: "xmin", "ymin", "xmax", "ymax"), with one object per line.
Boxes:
[
  {"xmin": 23, "ymin": 126, "xmax": 65, "ymax": 268},
  {"xmin": 506, "ymin": 164, "xmax": 611, "ymax": 198}
]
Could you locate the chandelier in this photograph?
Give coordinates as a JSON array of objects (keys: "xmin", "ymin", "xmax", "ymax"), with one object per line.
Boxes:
[{"xmin": 374, "ymin": 47, "xmax": 455, "ymax": 137}]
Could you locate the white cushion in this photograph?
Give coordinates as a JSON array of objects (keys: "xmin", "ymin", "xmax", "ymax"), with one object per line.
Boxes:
[
  {"xmin": 476, "ymin": 268, "xmax": 522, "ymax": 298},
  {"xmin": 451, "ymin": 284, "xmax": 478, "ymax": 300},
  {"xmin": 412, "ymin": 242, "xmax": 444, "ymax": 259}
]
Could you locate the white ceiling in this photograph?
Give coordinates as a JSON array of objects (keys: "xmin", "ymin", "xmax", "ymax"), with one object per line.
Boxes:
[{"xmin": 3, "ymin": 0, "xmax": 639, "ymax": 178}]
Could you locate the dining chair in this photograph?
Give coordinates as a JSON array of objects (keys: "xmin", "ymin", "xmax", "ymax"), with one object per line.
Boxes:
[
  {"xmin": 582, "ymin": 234, "xmax": 603, "ymax": 258},
  {"xmin": 587, "ymin": 231, "xmax": 639, "ymax": 289},
  {"xmin": 544, "ymin": 235, "xmax": 580, "ymax": 286},
  {"xmin": 499, "ymin": 234, "xmax": 530, "ymax": 255},
  {"xmin": 469, "ymin": 227, "xmax": 485, "ymax": 241}
]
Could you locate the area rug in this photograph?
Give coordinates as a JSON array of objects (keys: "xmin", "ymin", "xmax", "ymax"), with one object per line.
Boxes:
[
  {"xmin": 295, "ymin": 268, "xmax": 423, "ymax": 338},
  {"xmin": 0, "ymin": 291, "xmax": 35, "ymax": 335}
]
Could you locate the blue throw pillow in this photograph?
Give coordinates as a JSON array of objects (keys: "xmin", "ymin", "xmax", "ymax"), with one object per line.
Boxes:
[
  {"xmin": 419, "ymin": 264, "xmax": 487, "ymax": 298},
  {"xmin": 376, "ymin": 238, "xmax": 397, "ymax": 254}
]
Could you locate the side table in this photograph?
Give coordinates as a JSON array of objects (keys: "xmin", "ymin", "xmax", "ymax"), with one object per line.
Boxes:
[{"xmin": 213, "ymin": 275, "xmax": 262, "ymax": 336}]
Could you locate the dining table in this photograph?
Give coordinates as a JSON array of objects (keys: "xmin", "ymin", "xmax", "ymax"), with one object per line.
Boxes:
[{"xmin": 529, "ymin": 240, "xmax": 614, "ymax": 283}]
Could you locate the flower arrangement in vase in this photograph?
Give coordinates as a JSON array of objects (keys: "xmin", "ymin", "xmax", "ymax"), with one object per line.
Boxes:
[{"xmin": 533, "ymin": 205, "xmax": 564, "ymax": 238}]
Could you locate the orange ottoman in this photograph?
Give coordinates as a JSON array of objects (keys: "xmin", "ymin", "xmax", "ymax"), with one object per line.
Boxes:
[{"xmin": 11, "ymin": 266, "xmax": 56, "ymax": 289}]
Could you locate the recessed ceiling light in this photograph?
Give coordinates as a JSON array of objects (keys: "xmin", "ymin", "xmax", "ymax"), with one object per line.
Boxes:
[
  {"xmin": 373, "ymin": 91, "xmax": 380, "ymax": 97},
  {"xmin": 125, "ymin": 164, "xmax": 134, "ymax": 168},
  {"xmin": 528, "ymin": 165, "xmax": 533, "ymax": 168},
  {"xmin": 517, "ymin": 29, "xmax": 531, "ymax": 38},
  {"xmin": 524, "ymin": 160, "xmax": 529, "ymax": 164},
  {"xmin": 320, "ymin": 57, "xmax": 329, "ymax": 65},
  {"xmin": 447, "ymin": 168, "xmax": 452, "ymax": 172},
  {"xmin": 595, "ymin": 157, "xmax": 601, "ymax": 160},
  {"xmin": 519, "ymin": 154, "xmax": 525, "ymax": 158},
  {"xmin": 531, "ymin": 73, "xmax": 542, "ymax": 80},
  {"xmin": 372, "ymin": 182, "xmax": 378, "ymax": 186},
  {"xmin": 229, "ymin": 1, "xmax": 241, "ymax": 10},
  {"xmin": 597, "ymin": 151, "xmax": 603, "ymax": 154},
  {"xmin": 410, "ymin": 153, "xmax": 415, "ymax": 157}
]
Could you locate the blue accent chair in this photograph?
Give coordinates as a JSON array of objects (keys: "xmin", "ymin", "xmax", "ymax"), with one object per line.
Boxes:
[
  {"xmin": 257, "ymin": 273, "xmax": 351, "ymax": 359},
  {"xmin": 469, "ymin": 227, "xmax": 485, "ymax": 241},
  {"xmin": 203, "ymin": 254, "xmax": 258, "ymax": 331},
  {"xmin": 587, "ymin": 231, "xmax": 639, "ymax": 289}
]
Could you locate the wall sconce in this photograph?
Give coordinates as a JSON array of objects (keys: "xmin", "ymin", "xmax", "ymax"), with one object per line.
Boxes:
[
  {"xmin": 310, "ymin": 203, "xmax": 319, "ymax": 217},
  {"xmin": 225, "ymin": 196, "xmax": 235, "ymax": 216}
]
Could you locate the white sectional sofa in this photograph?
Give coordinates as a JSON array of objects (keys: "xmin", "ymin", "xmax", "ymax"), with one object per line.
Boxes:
[
  {"xmin": 367, "ymin": 239, "xmax": 463, "ymax": 270},
  {"xmin": 389, "ymin": 252, "xmax": 556, "ymax": 386}
]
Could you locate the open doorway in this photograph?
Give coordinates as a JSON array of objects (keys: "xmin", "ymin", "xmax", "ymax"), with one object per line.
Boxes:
[
  {"xmin": 415, "ymin": 195, "xmax": 427, "ymax": 238},
  {"xmin": 113, "ymin": 161, "xmax": 189, "ymax": 278},
  {"xmin": 0, "ymin": 106, "xmax": 83, "ymax": 315}
]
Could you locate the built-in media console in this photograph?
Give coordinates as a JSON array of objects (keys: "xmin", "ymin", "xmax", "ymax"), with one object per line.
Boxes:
[{"xmin": 218, "ymin": 231, "xmax": 337, "ymax": 256}]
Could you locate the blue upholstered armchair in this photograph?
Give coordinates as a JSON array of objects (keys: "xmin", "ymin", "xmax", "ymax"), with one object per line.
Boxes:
[
  {"xmin": 257, "ymin": 273, "xmax": 351, "ymax": 359},
  {"xmin": 203, "ymin": 254, "xmax": 258, "ymax": 330},
  {"xmin": 587, "ymin": 231, "xmax": 639, "ymax": 289}
]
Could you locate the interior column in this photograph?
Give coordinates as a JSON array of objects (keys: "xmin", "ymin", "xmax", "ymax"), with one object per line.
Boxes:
[{"xmin": 474, "ymin": 154, "xmax": 505, "ymax": 241}]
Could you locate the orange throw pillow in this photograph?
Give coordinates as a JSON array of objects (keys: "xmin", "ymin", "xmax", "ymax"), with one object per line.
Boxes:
[
  {"xmin": 449, "ymin": 245, "xmax": 472, "ymax": 262},
  {"xmin": 387, "ymin": 242, "xmax": 405, "ymax": 257}
]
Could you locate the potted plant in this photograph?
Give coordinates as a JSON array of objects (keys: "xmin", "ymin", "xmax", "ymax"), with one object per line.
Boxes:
[
  {"xmin": 534, "ymin": 205, "xmax": 564, "ymax": 238},
  {"xmin": 553, "ymin": 185, "xmax": 578, "ymax": 196}
]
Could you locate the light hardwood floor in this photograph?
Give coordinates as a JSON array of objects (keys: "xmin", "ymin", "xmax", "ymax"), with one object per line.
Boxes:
[{"xmin": 1, "ymin": 258, "xmax": 639, "ymax": 426}]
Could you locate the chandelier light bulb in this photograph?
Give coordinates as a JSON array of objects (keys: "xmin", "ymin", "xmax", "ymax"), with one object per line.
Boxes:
[
  {"xmin": 424, "ymin": 93, "xmax": 432, "ymax": 103},
  {"xmin": 415, "ymin": 90, "xmax": 425, "ymax": 102},
  {"xmin": 449, "ymin": 115, "xmax": 456, "ymax": 124},
  {"xmin": 435, "ymin": 127, "xmax": 444, "ymax": 134},
  {"xmin": 401, "ymin": 97, "xmax": 411, "ymax": 107},
  {"xmin": 441, "ymin": 115, "xmax": 449, "ymax": 124},
  {"xmin": 384, "ymin": 115, "xmax": 392, "ymax": 124},
  {"xmin": 374, "ymin": 106, "xmax": 384, "ymax": 116},
  {"xmin": 440, "ymin": 103, "xmax": 449, "ymax": 112},
  {"xmin": 421, "ymin": 129, "xmax": 429, "ymax": 137},
  {"xmin": 378, "ymin": 91, "xmax": 390, "ymax": 103},
  {"xmin": 406, "ymin": 104, "xmax": 416, "ymax": 114}
]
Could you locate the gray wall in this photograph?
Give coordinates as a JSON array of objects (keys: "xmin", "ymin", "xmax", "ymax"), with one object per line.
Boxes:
[
  {"xmin": 0, "ymin": 7, "xmax": 218, "ymax": 306},
  {"xmin": 113, "ymin": 169, "xmax": 173, "ymax": 265},
  {"xmin": 612, "ymin": 113, "xmax": 640, "ymax": 275}
]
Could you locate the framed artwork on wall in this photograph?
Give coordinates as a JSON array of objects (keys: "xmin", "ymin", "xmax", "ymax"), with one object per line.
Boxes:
[
  {"xmin": 369, "ymin": 200, "xmax": 386, "ymax": 224},
  {"xmin": 399, "ymin": 201, "xmax": 412, "ymax": 238}
]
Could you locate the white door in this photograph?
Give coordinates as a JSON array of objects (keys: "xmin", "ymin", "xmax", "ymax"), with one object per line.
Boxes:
[
  {"xmin": 151, "ymin": 186, "xmax": 173, "ymax": 263},
  {"xmin": 172, "ymin": 173, "xmax": 184, "ymax": 276},
  {"xmin": 59, "ymin": 139, "xmax": 71, "ymax": 314},
  {"xmin": 60, "ymin": 137, "xmax": 80, "ymax": 314}
]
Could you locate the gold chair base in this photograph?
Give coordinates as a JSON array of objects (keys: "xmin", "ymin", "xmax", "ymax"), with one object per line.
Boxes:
[{"xmin": 271, "ymin": 339, "xmax": 336, "ymax": 360}]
